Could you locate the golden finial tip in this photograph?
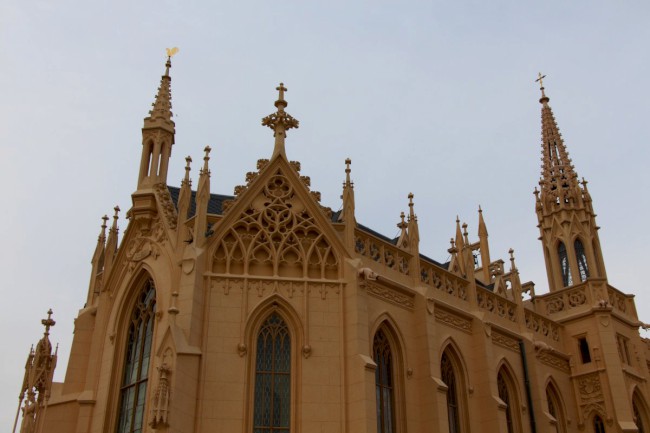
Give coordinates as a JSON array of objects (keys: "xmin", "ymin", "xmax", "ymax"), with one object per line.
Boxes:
[{"xmin": 166, "ymin": 47, "xmax": 179, "ymax": 58}]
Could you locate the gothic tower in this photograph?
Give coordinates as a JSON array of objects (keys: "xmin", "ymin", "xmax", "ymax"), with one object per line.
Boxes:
[
  {"xmin": 534, "ymin": 74, "xmax": 607, "ymax": 293},
  {"xmin": 533, "ymin": 75, "xmax": 647, "ymax": 431}
]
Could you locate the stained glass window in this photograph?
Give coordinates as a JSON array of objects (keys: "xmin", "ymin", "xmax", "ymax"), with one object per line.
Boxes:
[
  {"xmin": 497, "ymin": 370, "xmax": 515, "ymax": 433},
  {"xmin": 594, "ymin": 415, "xmax": 606, "ymax": 433},
  {"xmin": 441, "ymin": 352, "xmax": 461, "ymax": 433},
  {"xmin": 253, "ymin": 313, "xmax": 291, "ymax": 433},
  {"xmin": 374, "ymin": 329, "xmax": 395, "ymax": 433},
  {"xmin": 558, "ymin": 242, "xmax": 573, "ymax": 287},
  {"xmin": 116, "ymin": 279, "xmax": 156, "ymax": 433},
  {"xmin": 574, "ymin": 239, "xmax": 590, "ymax": 282}
]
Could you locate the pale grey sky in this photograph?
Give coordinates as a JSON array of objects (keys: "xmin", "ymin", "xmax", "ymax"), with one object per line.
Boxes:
[{"xmin": 1, "ymin": 0, "xmax": 649, "ymax": 427}]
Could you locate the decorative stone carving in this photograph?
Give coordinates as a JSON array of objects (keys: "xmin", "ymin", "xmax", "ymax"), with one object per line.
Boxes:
[
  {"xmin": 434, "ymin": 307, "xmax": 472, "ymax": 334},
  {"xmin": 149, "ymin": 365, "xmax": 171, "ymax": 428},
  {"xmin": 362, "ymin": 280, "xmax": 414, "ymax": 310},
  {"xmin": 492, "ymin": 331, "xmax": 520, "ymax": 353},
  {"xmin": 213, "ymin": 169, "xmax": 339, "ymax": 280},
  {"xmin": 153, "ymin": 183, "xmax": 178, "ymax": 230}
]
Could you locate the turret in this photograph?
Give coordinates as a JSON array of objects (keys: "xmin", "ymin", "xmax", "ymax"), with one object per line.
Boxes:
[
  {"xmin": 534, "ymin": 74, "xmax": 606, "ymax": 292},
  {"xmin": 137, "ymin": 51, "xmax": 177, "ymax": 189}
]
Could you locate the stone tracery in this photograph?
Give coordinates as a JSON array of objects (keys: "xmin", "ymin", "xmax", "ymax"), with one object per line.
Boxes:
[{"xmin": 213, "ymin": 169, "xmax": 339, "ymax": 279}]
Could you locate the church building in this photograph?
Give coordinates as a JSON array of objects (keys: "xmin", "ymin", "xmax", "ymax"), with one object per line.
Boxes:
[{"xmin": 14, "ymin": 56, "xmax": 650, "ymax": 433}]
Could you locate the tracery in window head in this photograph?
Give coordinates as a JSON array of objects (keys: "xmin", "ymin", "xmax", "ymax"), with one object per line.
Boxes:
[
  {"xmin": 558, "ymin": 242, "xmax": 573, "ymax": 287},
  {"xmin": 253, "ymin": 313, "xmax": 291, "ymax": 433},
  {"xmin": 441, "ymin": 352, "xmax": 461, "ymax": 433},
  {"xmin": 374, "ymin": 329, "xmax": 396, "ymax": 433},
  {"xmin": 574, "ymin": 239, "xmax": 589, "ymax": 282},
  {"xmin": 117, "ymin": 279, "xmax": 156, "ymax": 433}
]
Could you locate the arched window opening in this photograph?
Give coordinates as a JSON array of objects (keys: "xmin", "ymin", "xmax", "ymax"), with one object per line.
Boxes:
[
  {"xmin": 374, "ymin": 328, "xmax": 395, "ymax": 433},
  {"xmin": 558, "ymin": 242, "xmax": 573, "ymax": 287},
  {"xmin": 497, "ymin": 369, "xmax": 519, "ymax": 433},
  {"xmin": 546, "ymin": 384, "xmax": 566, "ymax": 433},
  {"xmin": 634, "ymin": 394, "xmax": 648, "ymax": 433},
  {"xmin": 116, "ymin": 279, "xmax": 156, "ymax": 433},
  {"xmin": 574, "ymin": 239, "xmax": 589, "ymax": 282},
  {"xmin": 593, "ymin": 415, "xmax": 606, "ymax": 433},
  {"xmin": 441, "ymin": 352, "xmax": 461, "ymax": 433},
  {"xmin": 253, "ymin": 312, "xmax": 291, "ymax": 433}
]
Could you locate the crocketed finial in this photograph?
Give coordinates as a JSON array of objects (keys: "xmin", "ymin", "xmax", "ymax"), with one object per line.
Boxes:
[{"xmin": 262, "ymin": 83, "xmax": 300, "ymax": 159}]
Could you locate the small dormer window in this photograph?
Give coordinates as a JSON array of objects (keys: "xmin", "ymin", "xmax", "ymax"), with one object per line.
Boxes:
[
  {"xmin": 575, "ymin": 239, "xmax": 589, "ymax": 282},
  {"xmin": 558, "ymin": 242, "xmax": 573, "ymax": 287}
]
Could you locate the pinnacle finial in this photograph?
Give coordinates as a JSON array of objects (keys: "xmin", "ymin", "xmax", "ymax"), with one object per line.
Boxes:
[
  {"xmin": 536, "ymin": 72, "xmax": 549, "ymax": 104},
  {"xmin": 275, "ymin": 82, "xmax": 288, "ymax": 108},
  {"xmin": 508, "ymin": 248, "xmax": 517, "ymax": 271},
  {"xmin": 41, "ymin": 309, "xmax": 55, "ymax": 336},
  {"xmin": 201, "ymin": 146, "xmax": 211, "ymax": 174},
  {"xmin": 262, "ymin": 83, "xmax": 300, "ymax": 159},
  {"xmin": 344, "ymin": 158, "xmax": 352, "ymax": 186}
]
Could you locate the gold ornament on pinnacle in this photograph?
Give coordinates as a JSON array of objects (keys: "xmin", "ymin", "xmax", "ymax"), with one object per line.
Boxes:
[{"xmin": 166, "ymin": 47, "xmax": 179, "ymax": 58}]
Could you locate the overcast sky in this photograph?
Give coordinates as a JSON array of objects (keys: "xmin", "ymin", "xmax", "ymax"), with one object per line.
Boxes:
[{"xmin": 1, "ymin": 0, "xmax": 649, "ymax": 427}]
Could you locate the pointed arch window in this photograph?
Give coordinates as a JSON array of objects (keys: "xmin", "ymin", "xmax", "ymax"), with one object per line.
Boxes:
[
  {"xmin": 574, "ymin": 239, "xmax": 589, "ymax": 282},
  {"xmin": 546, "ymin": 384, "xmax": 566, "ymax": 433},
  {"xmin": 116, "ymin": 279, "xmax": 156, "ymax": 433},
  {"xmin": 593, "ymin": 415, "xmax": 606, "ymax": 433},
  {"xmin": 633, "ymin": 394, "xmax": 648, "ymax": 433},
  {"xmin": 558, "ymin": 242, "xmax": 573, "ymax": 287},
  {"xmin": 497, "ymin": 369, "xmax": 520, "ymax": 433},
  {"xmin": 374, "ymin": 329, "xmax": 396, "ymax": 433},
  {"xmin": 253, "ymin": 313, "xmax": 291, "ymax": 433},
  {"xmin": 441, "ymin": 352, "xmax": 461, "ymax": 433}
]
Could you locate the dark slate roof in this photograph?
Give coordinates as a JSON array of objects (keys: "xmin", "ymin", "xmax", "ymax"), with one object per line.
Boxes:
[{"xmin": 167, "ymin": 186, "xmax": 233, "ymax": 218}]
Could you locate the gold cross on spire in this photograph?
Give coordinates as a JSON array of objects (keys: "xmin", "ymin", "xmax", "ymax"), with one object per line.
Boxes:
[{"xmin": 536, "ymin": 72, "xmax": 549, "ymax": 103}]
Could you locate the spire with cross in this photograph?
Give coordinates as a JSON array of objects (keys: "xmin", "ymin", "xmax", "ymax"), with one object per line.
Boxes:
[
  {"xmin": 262, "ymin": 82, "xmax": 300, "ymax": 159},
  {"xmin": 536, "ymin": 72, "xmax": 549, "ymax": 104}
]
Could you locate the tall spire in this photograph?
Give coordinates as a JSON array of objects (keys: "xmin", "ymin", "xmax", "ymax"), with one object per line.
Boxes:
[
  {"xmin": 533, "ymin": 73, "xmax": 606, "ymax": 291},
  {"xmin": 262, "ymin": 83, "xmax": 300, "ymax": 159},
  {"xmin": 536, "ymin": 73, "xmax": 580, "ymax": 205},
  {"xmin": 144, "ymin": 55, "xmax": 175, "ymax": 133},
  {"xmin": 138, "ymin": 50, "xmax": 178, "ymax": 188}
]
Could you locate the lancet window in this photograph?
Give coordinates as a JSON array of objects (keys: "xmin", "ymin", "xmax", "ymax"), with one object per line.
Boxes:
[
  {"xmin": 558, "ymin": 242, "xmax": 573, "ymax": 287},
  {"xmin": 253, "ymin": 313, "xmax": 291, "ymax": 433},
  {"xmin": 441, "ymin": 352, "xmax": 461, "ymax": 433},
  {"xmin": 633, "ymin": 393, "xmax": 648, "ymax": 433},
  {"xmin": 374, "ymin": 329, "xmax": 396, "ymax": 433},
  {"xmin": 574, "ymin": 239, "xmax": 589, "ymax": 282},
  {"xmin": 546, "ymin": 384, "xmax": 566, "ymax": 433},
  {"xmin": 497, "ymin": 369, "xmax": 519, "ymax": 433},
  {"xmin": 116, "ymin": 279, "xmax": 156, "ymax": 433}
]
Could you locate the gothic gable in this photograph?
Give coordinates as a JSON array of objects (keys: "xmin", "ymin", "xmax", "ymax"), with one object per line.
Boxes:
[{"xmin": 210, "ymin": 158, "xmax": 344, "ymax": 280}]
